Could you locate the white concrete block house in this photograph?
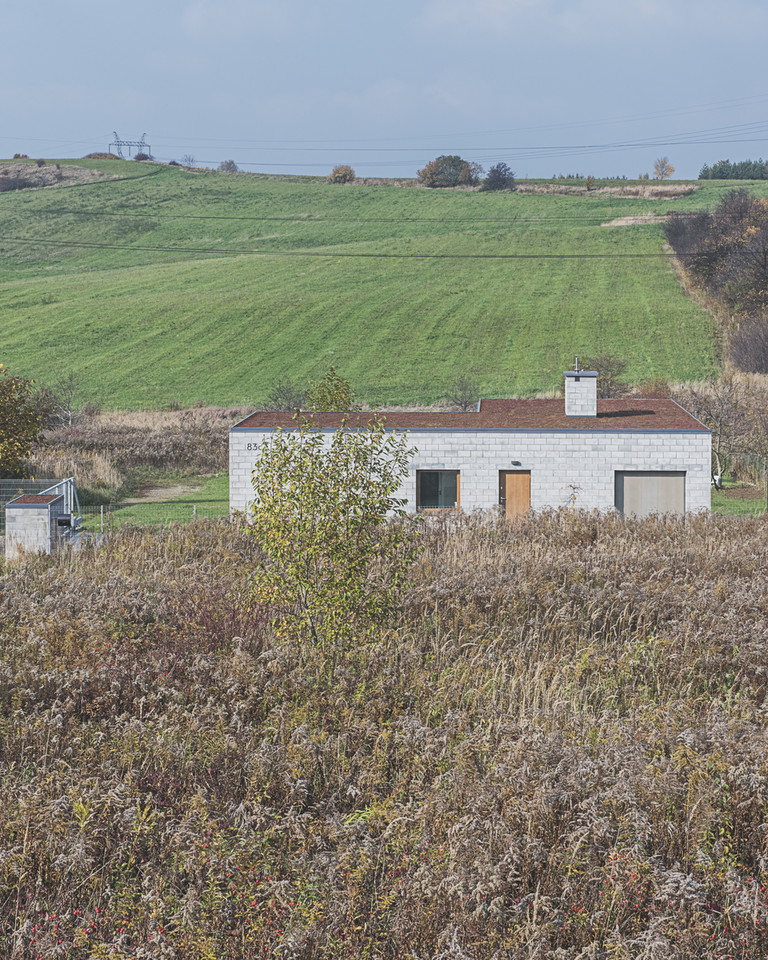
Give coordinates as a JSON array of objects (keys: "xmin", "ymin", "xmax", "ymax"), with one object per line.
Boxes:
[{"xmin": 230, "ymin": 366, "xmax": 711, "ymax": 519}]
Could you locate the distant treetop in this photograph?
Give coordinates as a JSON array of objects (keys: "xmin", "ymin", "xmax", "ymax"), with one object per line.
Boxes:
[{"xmin": 417, "ymin": 155, "xmax": 483, "ymax": 188}]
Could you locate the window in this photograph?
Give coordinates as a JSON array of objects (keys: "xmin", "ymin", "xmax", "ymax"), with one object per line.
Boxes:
[{"xmin": 417, "ymin": 470, "xmax": 459, "ymax": 510}]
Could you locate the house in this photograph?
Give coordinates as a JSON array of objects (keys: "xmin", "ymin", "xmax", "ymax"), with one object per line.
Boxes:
[{"xmin": 230, "ymin": 366, "xmax": 711, "ymax": 518}]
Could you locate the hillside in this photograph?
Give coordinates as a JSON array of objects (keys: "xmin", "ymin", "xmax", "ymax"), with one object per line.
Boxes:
[{"xmin": 2, "ymin": 159, "xmax": 761, "ymax": 408}]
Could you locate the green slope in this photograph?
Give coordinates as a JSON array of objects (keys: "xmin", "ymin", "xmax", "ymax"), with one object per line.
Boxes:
[{"xmin": 1, "ymin": 159, "xmax": 755, "ymax": 408}]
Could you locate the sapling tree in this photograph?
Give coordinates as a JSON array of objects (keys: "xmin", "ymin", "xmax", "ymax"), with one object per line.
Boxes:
[
  {"xmin": 247, "ymin": 417, "xmax": 418, "ymax": 669},
  {"xmin": 305, "ymin": 366, "xmax": 355, "ymax": 411}
]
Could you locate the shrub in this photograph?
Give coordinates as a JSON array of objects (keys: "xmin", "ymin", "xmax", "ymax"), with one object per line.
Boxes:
[
  {"xmin": 480, "ymin": 162, "xmax": 516, "ymax": 192},
  {"xmin": 265, "ymin": 377, "xmax": 306, "ymax": 412},
  {"xmin": 246, "ymin": 416, "xmax": 418, "ymax": 665},
  {"xmin": 84, "ymin": 152, "xmax": 120, "ymax": 160},
  {"xmin": 218, "ymin": 159, "xmax": 238, "ymax": 173},
  {"xmin": 417, "ymin": 155, "xmax": 482, "ymax": 188},
  {"xmin": 133, "ymin": 152, "xmax": 153, "ymax": 161},
  {"xmin": 447, "ymin": 375, "xmax": 479, "ymax": 411},
  {"xmin": 327, "ymin": 164, "xmax": 355, "ymax": 183},
  {"xmin": 305, "ymin": 367, "xmax": 354, "ymax": 411}
]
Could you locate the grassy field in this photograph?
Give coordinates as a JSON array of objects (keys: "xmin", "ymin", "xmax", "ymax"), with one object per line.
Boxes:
[
  {"xmin": 2, "ymin": 160, "xmax": 757, "ymax": 408},
  {"xmin": 79, "ymin": 474, "xmax": 229, "ymax": 529}
]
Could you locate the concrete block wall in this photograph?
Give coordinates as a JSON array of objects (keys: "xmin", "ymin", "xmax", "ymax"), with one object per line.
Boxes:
[
  {"xmin": 5, "ymin": 507, "xmax": 52, "ymax": 559},
  {"xmin": 564, "ymin": 373, "xmax": 598, "ymax": 417},
  {"xmin": 231, "ymin": 427, "xmax": 711, "ymax": 515}
]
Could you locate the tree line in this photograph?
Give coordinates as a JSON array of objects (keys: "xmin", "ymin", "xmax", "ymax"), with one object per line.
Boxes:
[
  {"xmin": 665, "ymin": 188, "xmax": 768, "ymax": 317},
  {"xmin": 699, "ymin": 159, "xmax": 768, "ymax": 180}
]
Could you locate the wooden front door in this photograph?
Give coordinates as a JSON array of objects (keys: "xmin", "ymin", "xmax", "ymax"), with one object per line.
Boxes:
[{"xmin": 499, "ymin": 471, "xmax": 531, "ymax": 517}]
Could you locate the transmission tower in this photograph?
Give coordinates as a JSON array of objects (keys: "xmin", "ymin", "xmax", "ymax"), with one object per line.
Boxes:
[{"xmin": 109, "ymin": 131, "xmax": 150, "ymax": 159}]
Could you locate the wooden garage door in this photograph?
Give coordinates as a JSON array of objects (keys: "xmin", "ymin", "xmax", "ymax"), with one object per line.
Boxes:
[
  {"xmin": 499, "ymin": 471, "xmax": 531, "ymax": 518},
  {"xmin": 615, "ymin": 471, "xmax": 685, "ymax": 517}
]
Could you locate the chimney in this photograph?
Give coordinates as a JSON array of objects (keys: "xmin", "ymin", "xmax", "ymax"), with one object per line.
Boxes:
[{"xmin": 564, "ymin": 356, "xmax": 598, "ymax": 417}]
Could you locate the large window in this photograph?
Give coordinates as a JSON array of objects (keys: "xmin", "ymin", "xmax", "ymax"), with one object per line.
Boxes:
[{"xmin": 417, "ymin": 470, "xmax": 459, "ymax": 510}]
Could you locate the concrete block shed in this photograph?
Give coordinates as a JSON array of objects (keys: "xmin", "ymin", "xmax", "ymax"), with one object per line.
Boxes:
[
  {"xmin": 4, "ymin": 479, "xmax": 81, "ymax": 560},
  {"xmin": 230, "ymin": 367, "xmax": 711, "ymax": 518}
]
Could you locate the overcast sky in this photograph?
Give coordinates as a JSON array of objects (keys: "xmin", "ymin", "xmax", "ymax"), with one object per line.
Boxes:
[{"xmin": 3, "ymin": 0, "xmax": 768, "ymax": 179}]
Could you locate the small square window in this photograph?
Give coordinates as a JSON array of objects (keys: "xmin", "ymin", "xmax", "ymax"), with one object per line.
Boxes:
[{"xmin": 417, "ymin": 470, "xmax": 459, "ymax": 510}]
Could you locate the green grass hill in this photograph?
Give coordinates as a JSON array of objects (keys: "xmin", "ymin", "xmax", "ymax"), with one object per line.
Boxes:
[{"xmin": 2, "ymin": 158, "xmax": 763, "ymax": 409}]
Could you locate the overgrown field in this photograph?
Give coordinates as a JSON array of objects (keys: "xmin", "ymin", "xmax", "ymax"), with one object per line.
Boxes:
[
  {"xmin": 2, "ymin": 160, "xmax": 753, "ymax": 407},
  {"xmin": 2, "ymin": 511, "xmax": 768, "ymax": 958}
]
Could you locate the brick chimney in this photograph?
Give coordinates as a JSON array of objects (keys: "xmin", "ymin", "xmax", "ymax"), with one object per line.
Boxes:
[{"xmin": 564, "ymin": 357, "xmax": 598, "ymax": 416}]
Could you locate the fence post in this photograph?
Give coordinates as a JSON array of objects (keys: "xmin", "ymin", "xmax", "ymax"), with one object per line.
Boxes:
[
  {"xmin": 100, "ymin": 505, "xmax": 104, "ymax": 534},
  {"xmin": 193, "ymin": 505, "xmax": 197, "ymax": 520}
]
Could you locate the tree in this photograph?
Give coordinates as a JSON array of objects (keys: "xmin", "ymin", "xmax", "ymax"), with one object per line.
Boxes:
[
  {"xmin": 417, "ymin": 155, "xmax": 482, "ymax": 188},
  {"xmin": 246, "ymin": 417, "xmax": 418, "ymax": 667},
  {"xmin": 37, "ymin": 372, "xmax": 83, "ymax": 427},
  {"xmin": 0, "ymin": 365, "xmax": 49, "ymax": 478},
  {"xmin": 305, "ymin": 367, "xmax": 354, "ymax": 411},
  {"xmin": 579, "ymin": 353, "xmax": 628, "ymax": 398},
  {"xmin": 327, "ymin": 164, "xmax": 355, "ymax": 184},
  {"xmin": 653, "ymin": 157, "xmax": 675, "ymax": 180},
  {"xmin": 265, "ymin": 377, "xmax": 306, "ymax": 412},
  {"xmin": 480, "ymin": 162, "xmax": 516, "ymax": 193},
  {"xmin": 447, "ymin": 375, "xmax": 480, "ymax": 411},
  {"xmin": 218, "ymin": 159, "xmax": 238, "ymax": 173},
  {"xmin": 675, "ymin": 376, "xmax": 745, "ymax": 478}
]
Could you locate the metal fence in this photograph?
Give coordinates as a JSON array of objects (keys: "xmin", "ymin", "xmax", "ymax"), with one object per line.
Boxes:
[
  {"xmin": 79, "ymin": 499, "xmax": 230, "ymax": 532},
  {"xmin": 0, "ymin": 479, "xmax": 71, "ymax": 535},
  {"xmin": 1, "ymin": 488, "xmax": 230, "ymax": 537}
]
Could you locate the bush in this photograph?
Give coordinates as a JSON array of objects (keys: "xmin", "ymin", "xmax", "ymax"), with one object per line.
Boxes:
[
  {"xmin": 480, "ymin": 162, "xmax": 516, "ymax": 192},
  {"xmin": 133, "ymin": 152, "xmax": 153, "ymax": 161},
  {"xmin": 305, "ymin": 367, "xmax": 354, "ymax": 411},
  {"xmin": 327, "ymin": 164, "xmax": 355, "ymax": 184},
  {"xmin": 218, "ymin": 159, "xmax": 238, "ymax": 173},
  {"xmin": 265, "ymin": 377, "xmax": 306, "ymax": 412},
  {"xmin": 729, "ymin": 316, "xmax": 768, "ymax": 373},
  {"xmin": 417, "ymin": 155, "xmax": 482, "ymax": 188},
  {"xmin": 84, "ymin": 152, "xmax": 120, "ymax": 160},
  {"xmin": 247, "ymin": 417, "xmax": 418, "ymax": 663}
]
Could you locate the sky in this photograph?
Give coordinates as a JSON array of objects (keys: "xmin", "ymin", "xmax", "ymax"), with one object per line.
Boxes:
[{"xmin": 3, "ymin": 0, "xmax": 768, "ymax": 180}]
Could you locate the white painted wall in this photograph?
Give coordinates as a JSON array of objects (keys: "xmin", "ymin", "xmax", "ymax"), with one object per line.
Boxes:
[{"xmin": 230, "ymin": 426, "xmax": 711, "ymax": 516}]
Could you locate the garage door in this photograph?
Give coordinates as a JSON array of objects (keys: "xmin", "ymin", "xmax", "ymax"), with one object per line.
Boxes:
[{"xmin": 615, "ymin": 471, "xmax": 685, "ymax": 517}]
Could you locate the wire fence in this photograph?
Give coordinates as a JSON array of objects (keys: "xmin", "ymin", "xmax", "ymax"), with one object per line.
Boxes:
[
  {"xmin": 79, "ymin": 500, "xmax": 230, "ymax": 533},
  {"xmin": 0, "ymin": 494, "xmax": 230, "ymax": 536}
]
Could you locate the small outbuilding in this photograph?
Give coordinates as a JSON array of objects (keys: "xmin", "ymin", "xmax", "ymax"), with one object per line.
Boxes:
[
  {"xmin": 5, "ymin": 479, "xmax": 82, "ymax": 560},
  {"xmin": 230, "ymin": 365, "xmax": 711, "ymax": 518}
]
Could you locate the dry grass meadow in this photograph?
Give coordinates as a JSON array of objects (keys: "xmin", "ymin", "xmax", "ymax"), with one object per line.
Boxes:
[{"xmin": 2, "ymin": 510, "xmax": 768, "ymax": 958}]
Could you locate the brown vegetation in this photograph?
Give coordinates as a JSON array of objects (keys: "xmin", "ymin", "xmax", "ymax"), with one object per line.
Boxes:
[
  {"xmin": 28, "ymin": 407, "xmax": 249, "ymax": 502},
  {"xmin": 2, "ymin": 511, "xmax": 768, "ymax": 957},
  {"xmin": 0, "ymin": 162, "xmax": 111, "ymax": 192}
]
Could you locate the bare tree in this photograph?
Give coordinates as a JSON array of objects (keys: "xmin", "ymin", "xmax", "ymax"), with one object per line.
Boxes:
[
  {"xmin": 675, "ymin": 376, "xmax": 745, "ymax": 478},
  {"xmin": 265, "ymin": 378, "xmax": 306, "ymax": 412},
  {"xmin": 580, "ymin": 353, "xmax": 628, "ymax": 398},
  {"xmin": 447, "ymin": 376, "xmax": 480, "ymax": 412}
]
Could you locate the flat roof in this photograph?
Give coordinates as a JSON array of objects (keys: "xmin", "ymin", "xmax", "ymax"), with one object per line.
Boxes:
[
  {"xmin": 7, "ymin": 494, "xmax": 62, "ymax": 506},
  {"xmin": 232, "ymin": 398, "xmax": 708, "ymax": 433}
]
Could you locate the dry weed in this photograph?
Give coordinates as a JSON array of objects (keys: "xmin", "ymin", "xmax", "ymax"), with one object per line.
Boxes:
[{"xmin": 1, "ymin": 511, "xmax": 768, "ymax": 958}]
